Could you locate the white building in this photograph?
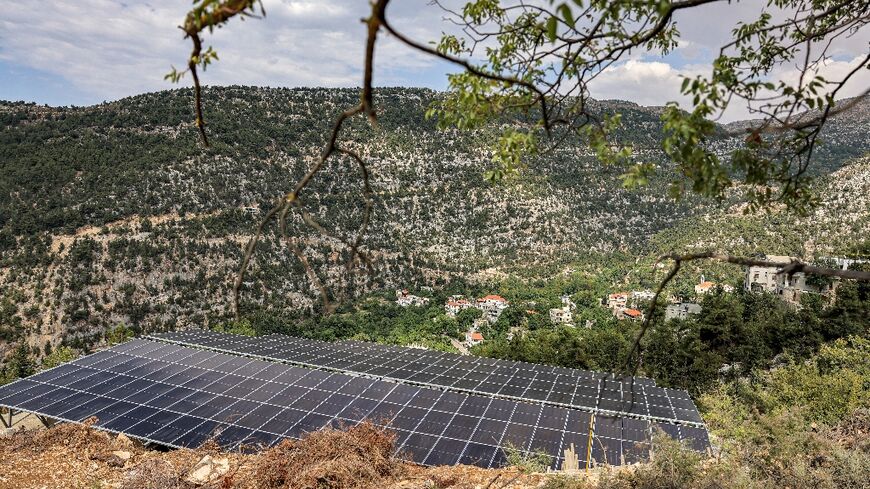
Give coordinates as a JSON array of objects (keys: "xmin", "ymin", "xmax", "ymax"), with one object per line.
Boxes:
[
  {"xmin": 631, "ymin": 290, "xmax": 655, "ymax": 305},
  {"xmin": 445, "ymin": 298, "xmax": 473, "ymax": 316},
  {"xmin": 549, "ymin": 306, "xmax": 573, "ymax": 325},
  {"xmin": 506, "ymin": 326, "xmax": 526, "ymax": 341},
  {"xmin": 745, "ymin": 255, "xmax": 794, "ymax": 293},
  {"xmin": 606, "ymin": 292, "xmax": 628, "ymax": 310},
  {"xmin": 665, "ymin": 302, "xmax": 702, "ymax": 321},
  {"xmin": 774, "ymin": 272, "xmax": 824, "ymax": 304},
  {"xmin": 396, "ymin": 289, "xmax": 430, "ymax": 307},
  {"xmin": 464, "ymin": 330, "xmax": 485, "ymax": 347},
  {"xmin": 476, "ymin": 295, "xmax": 509, "ymax": 322},
  {"xmin": 744, "ymin": 254, "xmax": 844, "ymax": 305},
  {"xmin": 695, "ymin": 281, "xmax": 734, "ymax": 296}
]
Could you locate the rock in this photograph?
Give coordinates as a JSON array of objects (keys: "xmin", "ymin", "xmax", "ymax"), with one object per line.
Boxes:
[
  {"xmin": 115, "ymin": 433, "xmax": 134, "ymax": 449},
  {"xmin": 90, "ymin": 450, "xmax": 132, "ymax": 467},
  {"xmin": 186, "ymin": 455, "xmax": 230, "ymax": 485},
  {"xmin": 104, "ymin": 455, "xmax": 125, "ymax": 468},
  {"xmin": 112, "ymin": 450, "xmax": 132, "ymax": 461}
]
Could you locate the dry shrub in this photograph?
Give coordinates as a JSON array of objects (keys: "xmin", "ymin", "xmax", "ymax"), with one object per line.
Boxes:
[
  {"xmin": 250, "ymin": 421, "xmax": 403, "ymax": 489},
  {"xmin": 429, "ymin": 471, "xmax": 461, "ymax": 487},
  {"xmin": 0, "ymin": 416, "xmax": 110, "ymax": 453},
  {"xmin": 823, "ymin": 408, "xmax": 870, "ymax": 451},
  {"xmin": 119, "ymin": 457, "xmax": 193, "ymax": 489}
]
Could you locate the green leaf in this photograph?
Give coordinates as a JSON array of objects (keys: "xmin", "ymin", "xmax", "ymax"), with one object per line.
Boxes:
[
  {"xmin": 546, "ymin": 15, "xmax": 558, "ymax": 42},
  {"xmin": 558, "ymin": 4, "xmax": 574, "ymax": 28}
]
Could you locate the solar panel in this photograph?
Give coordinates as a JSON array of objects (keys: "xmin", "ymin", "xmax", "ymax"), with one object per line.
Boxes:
[
  {"xmin": 0, "ymin": 338, "xmax": 709, "ymax": 469},
  {"xmin": 147, "ymin": 331, "xmax": 703, "ymax": 427}
]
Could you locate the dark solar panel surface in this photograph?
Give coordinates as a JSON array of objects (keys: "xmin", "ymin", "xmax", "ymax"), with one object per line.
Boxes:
[
  {"xmin": 147, "ymin": 331, "xmax": 703, "ymax": 427},
  {"xmin": 0, "ymin": 339, "xmax": 709, "ymax": 468}
]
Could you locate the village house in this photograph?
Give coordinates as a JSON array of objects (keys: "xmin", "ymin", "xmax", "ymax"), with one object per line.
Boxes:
[
  {"xmin": 695, "ymin": 281, "xmax": 734, "ymax": 296},
  {"xmin": 621, "ymin": 308, "xmax": 643, "ymax": 321},
  {"xmin": 665, "ymin": 302, "xmax": 702, "ymax": 321},
  {"xmin": 630, "ymin": 290, "xmax": 655, "ymax": 306},
  {"xmin": 742, "ymin": 254, "xmax": 855, "ymax": 305},
  {"xmin": 464, "ymin": 330, "xmax": 485, "ymax": 347},
  {"xmin": 476, "ymin": 294, "xmax": 509, "ymax": 322},
  {"xmin": 606, "ymin": 292, "xmax": 628, "ymax": 310},
  {"xmin": 444, "ymin": 296, "xmax": 473, "ymax": 316},
  {"xmin": 774, "ymin": 273, "xmax": 825, "ymax": 303},
  {"xmin": 549, "ymin": 306, "xmax": 573, "ymax": 325},
  {"xmin": 506, "ymin": 326, "xmax": 526, "ymax": 341},
  {"xmin": 548, "ymin": 294, "xmax": 576, "ymax": 325},
  {"xmin": 745, "ymin": 255, "xmax": 793, "ymax": 293},
  {"xmin": 396, "ymin": 289, "xmax": 430, "ymax": 307}
]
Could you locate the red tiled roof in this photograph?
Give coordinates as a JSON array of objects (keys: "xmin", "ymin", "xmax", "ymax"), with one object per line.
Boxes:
[
  {"xmin": 481, "ymin": 294, "xmax": 507, "ymax": 303},
  {"xmin": 471, "ymin": 332, "xmax": 484, "ymax": 341},
  {"xmin": 624, "ymin": 309, "xmax": 642, "ymax": 317},
  {"xmin": 609, "ymin": 292, "xmax": 628, "ymax": 298}
]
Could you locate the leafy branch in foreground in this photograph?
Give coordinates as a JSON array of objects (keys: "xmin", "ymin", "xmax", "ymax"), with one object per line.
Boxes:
[
  {"xmin": 431, "ymin": 0, "xmax": 869, "ymax": 211},
  {"xmin": 170, "ymin": 0, "xmax": 389, "ymax": 316}
]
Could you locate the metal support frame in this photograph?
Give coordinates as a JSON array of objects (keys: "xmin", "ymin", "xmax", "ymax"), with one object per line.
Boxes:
[
  {"xmin": 35, "ymin": 414, "xmax": 55, "ymax": 428},
  {"xmin": 585, "ymin": 413, "xmax": 596, "ymax": 472},
  {"xmin": 0, "ymin": 408, "xmax": 14, "ymax": 429},
  {"xmin": 0, "ymin": 408, "xmax": 57, "ymax": 429}
]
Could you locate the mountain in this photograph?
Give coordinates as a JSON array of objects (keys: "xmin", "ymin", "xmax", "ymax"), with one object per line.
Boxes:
[{"xmin": 0, "ymin": 87, "xmax": 867, "ymax": 361}]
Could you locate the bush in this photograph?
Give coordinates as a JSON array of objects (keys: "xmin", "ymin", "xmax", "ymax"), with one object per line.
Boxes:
[
  {"xmin": 757, "ymin": 336, "xmax": 870, "ymax": 424},
  {"xmin": 212, "ymin": 319, "xmax": 257, "ymax": 337},
  {"xmin": 41, "ymin": 346, "xmax": 79, "ymax": 369},
  {"xmin": 503, "ymin": 443, "xmax": 552, "ymax": 472}
]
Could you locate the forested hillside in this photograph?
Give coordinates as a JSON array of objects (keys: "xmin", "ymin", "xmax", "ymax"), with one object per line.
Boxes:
[{"xmin": 0, "ymin": 88, "xmax": 868, "ymax": 363}]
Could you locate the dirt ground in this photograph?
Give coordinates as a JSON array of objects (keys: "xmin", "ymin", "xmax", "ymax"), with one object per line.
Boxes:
[{"xmin": 0, "ymin": 420, "xmax": 604, "ymax": 489}]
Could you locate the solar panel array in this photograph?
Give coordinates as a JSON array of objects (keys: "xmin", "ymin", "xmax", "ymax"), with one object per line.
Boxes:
[
  {"xmin": 148, "ymin": 331, "xmax": 704, "ymax": 427},
  {"xmin": 0, "ymin": 338, "xmax": 709, "ymax": 468}
]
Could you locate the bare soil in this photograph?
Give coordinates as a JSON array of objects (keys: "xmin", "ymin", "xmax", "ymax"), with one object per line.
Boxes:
[{"xmin": 0, "ymin": 421, "xmax": 588, "ymax": 489}]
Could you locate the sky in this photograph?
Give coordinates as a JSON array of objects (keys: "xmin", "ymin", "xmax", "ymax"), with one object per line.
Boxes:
[{"xmin": 1, "ymin": 0, "xmax": 867, "ymax": 122}]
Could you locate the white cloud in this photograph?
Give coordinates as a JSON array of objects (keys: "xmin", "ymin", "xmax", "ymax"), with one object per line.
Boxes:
[
  {"xmin": 772, "ymin": 55, "xmax": 870, "ymax": 100},
  {"xmin": 589, "ymin": 60, "xmax": 708, "ymax": 108},
  {"xmin": 0, "ymin": 0, "xmax": 446, "ymax": 102},
  {"xmin": 0, "ymin": 0, "xmax": 866, "ymax": 119},
  {"xmin": 588, "ymin": 54, "xmax": 869, "ymax": 123}
]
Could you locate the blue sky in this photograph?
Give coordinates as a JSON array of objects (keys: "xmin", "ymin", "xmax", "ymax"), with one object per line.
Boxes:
[{"xmin": 1, "ymin": 1, "xmax": 867, "ymax": 121}]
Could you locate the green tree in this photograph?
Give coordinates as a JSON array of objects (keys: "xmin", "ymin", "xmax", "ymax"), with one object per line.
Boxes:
[
  {"xmin": 823, "ymin": 280, "xmax": 870, "ymax": 340},
  {"xmin": 697, "ymin": 291, "xmax": 743, "ymax": 355},
  {"xmin": 213, "ymin": 319, "xmax": 257, "ymax": 337},
  {"xmin": 3, "ymin": 343, "xmax": 35, "ymax": 382},
  {"xmin": 105, "ymin": 323, "xmax": 135, "ymax": 345},
  {"xmin": 643, "ymin": 319, "xmax": 722, "ymax": 393},
  {"xmin": 455, "ymin": 307, "xmax": 483, "ymax": 331},
  {"xmin": 41, "ymin": 346, "xmax": 79, "ymax": 370}
]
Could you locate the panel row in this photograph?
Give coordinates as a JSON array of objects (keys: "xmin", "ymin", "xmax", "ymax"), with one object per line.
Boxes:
[
  {"xmin": 148, "ymin": 331, "xmax": 702, "ymax": 426},
  {"xmin": 0, "ymin": 339, "xmax": 709, "ymax": 468}
]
